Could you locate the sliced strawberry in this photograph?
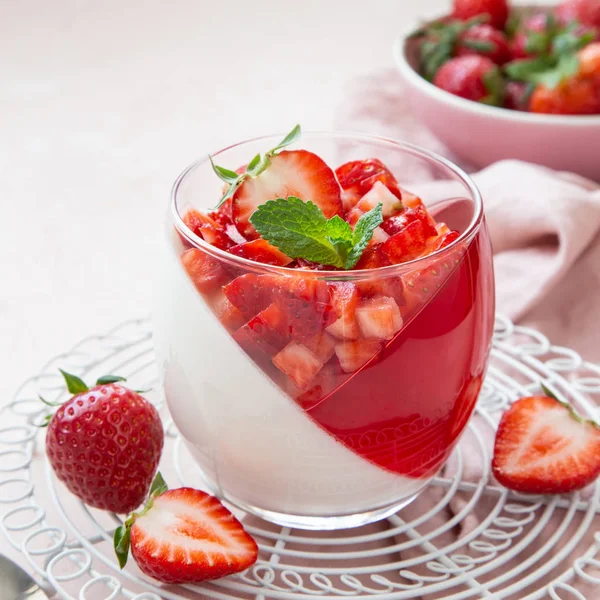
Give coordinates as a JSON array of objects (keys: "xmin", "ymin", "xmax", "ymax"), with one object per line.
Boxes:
[
  {"xmin": 210, "ymin": 290, "xmax": 247, "ymax": 332},
  {"xmin": 181, "ymin": 248, "xmax": 232, "ymax": 294},
  {"xmin": 199, "ymin": 224, "xmax": 236, "ymax": 250},
  {"xmin": 356, "ymin": 181, "xmax": 404, "ymax": 218},
  {"xmin": 334, "ymin": 339, "xmax": 383, "ymax": 373},
  {"xmin": 208, "ymin": 198, "xmax": 234, "ymax": 228},
  {"xmin": 325, "ymin": 282, "xmax": 360, "ymax": 340},
  {"xmin": 303, "ymin": 331, "xmax": 336, "ymax": 363},
  {"xmin": 128, "ymin": 487, "xmax": 258, "ymax": 584},
  {"xmin": 229, "ymin": 239, "xmax": 293, "ymax": 266},
  {"xmin": 235, "ymin": 303, "xmax": 289, "ymax": 356},
  {"xmin": 492, "ymin": 396, "xmax": 600, "ymax": 494},
  {"xmin": 264, "ymin": 275, "xmax": 335, "ymax": 341},
  {"xmin": 355, "ymin": 296, "xmax": 403, "ymax": 341},
  {"xmin": 183, "ymin": 209, "xmax": 221, "ymax": 236},
  {"xmin": 223, "ymin": 274, "xmax": 272, "ymax": 319},
  {"xmin": 381, "ymin": 206, "xmax": 437, "ymax": 238},
  {"xmin": 232, "ymin": 150, "xmax": 343, "ymax": 239},
  {"xmin": 273, "ymin": 342, "xmax": 324, "ymax": 389},
  {"xmin": 335, "ymin": 158, "xmax": 402, "ymax": 211}
]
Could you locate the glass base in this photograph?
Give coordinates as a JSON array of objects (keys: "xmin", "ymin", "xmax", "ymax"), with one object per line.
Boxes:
[{"xmin": 221, "ymin": 490, "xmax": 420, "ymax": 531}]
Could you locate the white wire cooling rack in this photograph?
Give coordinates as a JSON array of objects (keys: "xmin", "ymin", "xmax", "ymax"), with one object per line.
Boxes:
[{"xmin": 1, "ymin": 316, "xmax": 600, "ymax": 600}]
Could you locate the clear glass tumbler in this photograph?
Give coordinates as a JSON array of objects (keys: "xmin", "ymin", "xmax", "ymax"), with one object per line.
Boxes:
[{"xmin": 153, "ymin": 132, "xmax": 495, "ymax": 530}]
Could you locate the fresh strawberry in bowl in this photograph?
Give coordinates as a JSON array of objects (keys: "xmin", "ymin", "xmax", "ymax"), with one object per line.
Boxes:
[
  {"xmin": 154, "ymin": 126, "xmax": 495, "ymax": 530},
  {"xmin": 395, "ymin": 0, "xmax": 600, "ymax": 180}
]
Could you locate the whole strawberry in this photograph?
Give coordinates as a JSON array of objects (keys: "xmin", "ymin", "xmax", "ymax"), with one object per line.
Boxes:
[
  {"xmin": 457, "ymin": 24, "xmax": 511, "ymax": 64},
  {"xmin": 45, "ymin": 370, "xmax": 164, "ymax": 513},
  {"xmin": 556, "ymin": 0, "xmax": 600, "ymax": 30},
  {"xmin": 452, "ymin": 0, "xmax": 509, "ymax": 30},
  {"xmin": 433, "ymin": 55, "xmax": 505, "ymax": 105}
]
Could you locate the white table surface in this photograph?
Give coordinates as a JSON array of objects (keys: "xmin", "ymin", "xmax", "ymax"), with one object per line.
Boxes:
[{"xmin": 0, "ymin": 0, "xmax": 548, "ymax": 575}]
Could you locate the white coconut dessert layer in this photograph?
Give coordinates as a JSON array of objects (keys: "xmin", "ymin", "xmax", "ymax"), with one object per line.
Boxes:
[{"xmin": 153, "ymin": 236, "xmax": 426, "ymax": 517}]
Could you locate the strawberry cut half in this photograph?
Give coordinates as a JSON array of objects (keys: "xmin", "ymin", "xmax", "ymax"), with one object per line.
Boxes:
[
  {"xmin": 128, "ymin": 487, "xmax": 258, "ymax": 584},
  {"xmin": 181, "ymin": 248, "xmax": 233, "ymax": 294},
  {"xmin": 335, "ymin": 158, "xmax": 402, "ymax": 211},
  {"xmin": 492, "ymin": 396, "xmax": 600, "ymax": 494},
  {"xmin": 232, "ymin": 150, "xmax": 343, "ymax": 239},
  {"xmin": 230, "ymin": 239, "xmax": 293, "ymax": 266}
]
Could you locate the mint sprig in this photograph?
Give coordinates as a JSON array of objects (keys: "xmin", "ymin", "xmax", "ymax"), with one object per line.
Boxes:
[
  {"xmin": 210, "ymin": 124, "xmax": 301, "ymax": 208},
  {"xmin": 249, "ymin": 197, "xmax": 383, "ymax": 270}
]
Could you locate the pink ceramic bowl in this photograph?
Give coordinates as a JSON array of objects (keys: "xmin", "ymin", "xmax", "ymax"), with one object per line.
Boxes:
[{"xmin": 393, "ymin": 22, "xmax": 600, "ymax": 182}]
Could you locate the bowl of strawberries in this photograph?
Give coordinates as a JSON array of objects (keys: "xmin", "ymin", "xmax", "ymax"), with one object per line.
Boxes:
[{"xmin": 394, "ymin": 0, "xmax": 600, "ymax": 180}]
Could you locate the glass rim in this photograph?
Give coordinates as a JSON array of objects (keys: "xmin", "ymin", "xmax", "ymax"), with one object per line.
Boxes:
[{"xmin": 171, "ymin": 130, "xmax": 484, "ymax": 279}]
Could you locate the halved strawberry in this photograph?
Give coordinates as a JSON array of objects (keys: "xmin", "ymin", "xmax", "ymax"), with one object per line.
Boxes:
[
  {"xmin": 235, "ymin": 303, "xmax": 289, "ymax": 356},
  {"xmin": 355, "ymin": 296, "xmax": 403, "ymax": 341},
  {"xmin": 181, "ymin": 248, "xmax": 232, "ymax": 294},
  {"xmin": 356, "ymin": 181, "xmax": 404, "ymax": 218},
  {"xmin": 124, "ymin": 487, "xmax": 258, "ymax": 584},
  {"xmin": 273, "ymin": 342, "xmax": 324, "ymax": 389},
  {"xmin": 210, "ymin": 290, "xmax": 247, "ymax": 332},
  {"xmin": 199, "ymin": 224, "xmax": 236, "ymax": 250},
  {"xmin": 232, "ymin": 150, "xmax": 343, "ymax": 239},
  {"xmin": 229, "ymin": 239, "xmax": 293, "ymax": 266},
  {"xmin": 223, "ymin": 274, "xmax": 272, "ymax": 319},
  {"xmin": 334, "ymin": 339, "xmax": 383, "ymax": 373},
  {"xmin": 325, "ymin": 282, "xmax": 360, "ymax": 340},
  {"xmin": 335, "ymin": 158, "xmax": 402, "ymax": 211},
  {"xmin": 492, "ymin": 396, "xmax": 600, "ymax": 494}
]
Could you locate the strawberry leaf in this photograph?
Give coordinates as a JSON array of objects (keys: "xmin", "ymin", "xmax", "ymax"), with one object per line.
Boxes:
[
  {"xmin": 534, "ymin": 53, "xmax": 580, "ymax": 89},
  {"xmin": 481, "ymin": 67, "xmax": 505, "ymax": 106},
  {"xmin": 96, "ymin": 375, "xmax": 127, "ymax": 385},
  {"xmin": 462, "ymin": 39, "xmax": 496, "ymax": 52},
  {"xmin": 59, "ymin": 369, "xmax": 88, "ymax": 394},
  {"xmin": 114, "ymin": 518, "xmax": 133, "ymax": 569},
  {"xmin": 149, "ymin": 471, "xmax": 168, "ymax": 498},
  {"xmin": 267, "ymin": 124, "xmax": 301, "ymax": 156},
  {"xmin": 504, "ymin": 56, "xmax": 555, "ymax": 81}
]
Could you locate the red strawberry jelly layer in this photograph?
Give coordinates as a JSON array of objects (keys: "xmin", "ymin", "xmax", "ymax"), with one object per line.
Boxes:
[{"xmin": 307, "ymin": 223, "xmax": 494, "ymax": 478}]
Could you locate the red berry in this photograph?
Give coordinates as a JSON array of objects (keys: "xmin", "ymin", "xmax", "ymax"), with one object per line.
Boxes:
[
  {"xmin": 452, "ymin": 0, "xmax": 509, "ymax": 29},
  {"xmin": 433, "ymin": 55, "xmax": 503, "ymax": 104},
  {"xmin": 128, "ymin": 488, "xmax": 258, "ymax": 583},
  {"xmin": 556, "ymin": 0, "xmax": 600, "ymax": 29},
  {"xmin": 492, "ymin": 396, "xmax": 600, "ymax": 494},
  {"xmin": 46, "ymin": 380, "xmax": 163, "ymax": 513},
  {"xmin": 229, "ymin": 238, "xmax": 293, "ymax": 266},
  {"xmin": 181, "ymin": 248, "xmax": 232, "ymax": 294},
  {"xmin": 510, "ymin": 14, "xmax": 553, "ymax": 60},
  {"xmin": 457, "ymin": 24, "xmax": 511, "ymax": 64},
  {"xmin": 504, "ymin": 81, "xmax": 532, "ymax": 111}
]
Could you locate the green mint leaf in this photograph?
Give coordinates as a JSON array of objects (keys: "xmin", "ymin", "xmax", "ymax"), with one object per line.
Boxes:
[
  {"xmin": 208, "ymin": 156, "xmax": 240, "ymax": 184},
  {"xmin": 462, "ymin": 39, "xmax": 495, "ymax": 52},
  {"xmin": 325, "ymin": 215, "xmax": 353, "ymax": 244},
  {"xmin": 114, "ymin": 521, "xmax": 132, "ymax": 569},
  {"xmin": 345, "ymin": 204, "xmax": 384, "ymax": 269},
  {"xmin": 96, "ymin": 375, "xmax": 127, "ymax": 385},
  {"xmin": 267, "ymin": 124, "xmax": 301, "ymax": 156},
  {"xmin": 59, "ymin": 369, "xmax": 89, "ymax": 395},
  {"xmin": 149, "ymin": 472, "xmax": 168, "ymax": 498},
  {"xmin": 504, "ymin": 56, "xmax": 554, "ymax": 82},
  {"xmin": 249, "ymin": 197, "xmax": 346, "ymax": 268}
]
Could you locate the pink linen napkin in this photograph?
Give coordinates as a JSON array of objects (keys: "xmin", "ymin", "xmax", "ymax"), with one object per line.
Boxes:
[{"xmin": 336, "ymin": 68, "xmax": 600, "ymax": 364}]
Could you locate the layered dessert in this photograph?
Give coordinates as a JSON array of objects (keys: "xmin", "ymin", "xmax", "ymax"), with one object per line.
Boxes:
[{"xmin": 154, "ymin": 129, "xmax": 494, "ymax": 521}]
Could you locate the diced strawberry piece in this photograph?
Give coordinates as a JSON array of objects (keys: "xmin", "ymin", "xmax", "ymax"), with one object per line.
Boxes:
[
  {"xmin": 334, "ymin": 340, "xmax": 383, "ymax": 373},
  {"xmin": 232, "ymin": 150, "xmax": 343, "ymax": 239},
  {"xmin": 355, "ymin": 296, "xmax": 403, "ymax": 341},
  {"xmin": 294, "ymin": 361, "xmax": 345, "ymax": 409},
  {"xmin": 400, "ymin": 188, "xmax": 425, "ymax": 210},
  {"xmin": 129, "ymin": 487, "xmax": 258, "ymax": 584},
  {"xmin": 335, "ymin": 158, "xmax": 402, "ymax": 211},
  {"xmin": 492, "ymin": 396, "xmax": 600, "ymax": 494},
  {"xmin": 210, "ymin": 290, "xmax": 247, "ymax": 332},
  {"xmin": 208, "ymin": 198, "xmax": 234, "ymax": 228},
  {"xmin": 354, "ymin": 243, "xmax": 390, "ymax": 270},
  {"xmin": 273, "ymin": 342, "xmax": 324, "ymax": 389},
  {"xmin": 229, "ymin": 239, "xmax": 293, "ymax": 266},
  {"xmin": 325, "ymin": 282, "xmax": 360, "ymax": 340},
  {"xmin": 370, "ymin": 227, "xmax": 390, "ymax": 245},
  {"xmin": 353, "ymin": 245, "xmax": 406, "ymax": 305},
  {"xmin": 223, "ymin": 274, "xmax": 272, "ymax": 319},
  {"xmin": 199, "ymin": 224, "xmax": 236, "ymax": 250},
  {"xmin": 303, "ymin": 332, "xmax": 336, "ymax": 363},
  {"xmin": 381, "ymin": 206, "xmax": 437, "ymax": 238},
  {"xmin": 381, "ymin": 208, "xmax": 438, "ymax": 263},
  {"xmin": 236, "ymin": 303, "xmax": 289, "ymax": 355},
  {"xmin": 345, "ymin": 207, "xmax": 364, "ymax": 227},
  {"xmin": 264, "ymin": 275, "xmax": 336, "ymax": 341},
  {"xmin": 181, "ymin": 248, "xmax": 232, "ymax": 294},
  {"xmin": 356, "ymin": 181, "xmax": 404, "ymax": 218},
  {"xmin": 183, "ymin": 209, "xmax": 221, "ymax": 236},
  {"xmin": 294, "ymin": 258, "xmax": 342, "ymax": 271},
  {"xmin": 427, "ymin": 230, "xmax": 460, "ymax": 253}
]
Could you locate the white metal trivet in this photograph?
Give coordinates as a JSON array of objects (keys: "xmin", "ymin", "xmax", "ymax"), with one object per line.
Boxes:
[{"xmin": 1, "ymin": 316, "xmax": 600, "ymax": 600}]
